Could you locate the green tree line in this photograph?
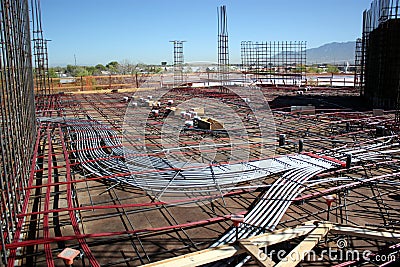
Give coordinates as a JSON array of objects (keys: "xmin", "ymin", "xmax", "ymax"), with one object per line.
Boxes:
[{"xmin": 46, "ymin": 61, "xmax": 164, "ymax": 78}]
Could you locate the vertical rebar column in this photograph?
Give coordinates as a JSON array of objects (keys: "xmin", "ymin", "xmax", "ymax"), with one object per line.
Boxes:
[
  {"xmin": 170, "ymin": 40, "xmax": 185, "ymax": 87},
  {"xmin": 299, "ymin": 41, "xmax": 307, "ymax": 84},
  {"xmin": 31, "ymin": 0, "xmax": 51, "ymax": 102},
  {"xmin": 354, "ymin": 38, "xmax": 364, "ymax": 93},
  {"xmin": 218, "ymin": 5, "xmax": 229, "ymax": 88},
  {"xmin": 0, "ymin": 0, "xmax": 36, "ymax": 264},
  {"xmin": 240, "ymin": 41, "xmax": 253, "ymax": 80},
  {"xmin": 361, "ymin": 8, "xmax": 370, "ymax": 99}
]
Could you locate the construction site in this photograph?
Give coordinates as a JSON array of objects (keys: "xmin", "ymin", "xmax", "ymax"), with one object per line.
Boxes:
[{"xmin": 2, "ymin": 0, "xmax": 400, "ymax": 266}]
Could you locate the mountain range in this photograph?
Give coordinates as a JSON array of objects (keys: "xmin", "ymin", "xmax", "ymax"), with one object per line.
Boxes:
[{"xmin": 306, "ymin": 41, "xmax": 356, "ymax": 64}]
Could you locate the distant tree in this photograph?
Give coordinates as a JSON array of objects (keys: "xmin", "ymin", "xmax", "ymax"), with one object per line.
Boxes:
[
  {"xmin": 85, "ymin": 66, "xmax": 96, "ymax": 75},
  {"xmin": 48, "ymin": 68, "xmax": 58, "ymax": 78},
  {"xmin": 293, "ymin": 65, "xmax": 306, "ymax": 73},
  {"xmin": 119, "ymin": 60, "xmax": 135, "ymax": 75},
  {"xmin": 135, "ymin": 62, "xmax": 146, "ymax": 73},
  {"xmin": 154, "ymin": 67, "xmax": 163, "ymax": 73},
  {"xmin": 73, "ymin": 66, "xmax": 90, "ymax": 77},
  {"xmin": 52, "ymin": 66, "xmax": 65, "ymax": 74},
  {"xmin": 326, "ymin": 65, "xmax": 340, "ymax": 73},
  {"xmin": 66, "ymin": 64, "xmax": 77, "ymax": 75},
  {"xmin": 95, "ymin": 64, "xmax": 106, "ymax": 71},
  {"xmin": 306, "ymin": 66, "xmax": 322, "ymax": 74},
  {"xmin": 106, "ymin": 61, "xmax": 117, "ymax": 68},
  {"xmin": 106, "ymin": 61, "xmax": 120, "ymax": 74}
]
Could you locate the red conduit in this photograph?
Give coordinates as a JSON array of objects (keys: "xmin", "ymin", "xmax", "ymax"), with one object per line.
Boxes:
[
  {"xmin": 6, "ymin": 211, "xmax": 246, "ymax": 250},
  {"xmin": 59, "ymin": 126, "xmax": 100, "ymax": 267},
  {"xmin": 303, "ymin": 152, "xmax": 347, "ymax": 168},
  {"xmin": 17, "ymin": 188, "xmax": 252, "ymax": 218},
  {"xmin": 44, "ymin": 131, "xmax": 54, "ymax": 266}
]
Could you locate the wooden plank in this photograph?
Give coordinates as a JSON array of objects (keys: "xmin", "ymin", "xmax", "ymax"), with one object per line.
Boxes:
[
  {"xmin": 141, "ymin": 244, "xmax": 243, "ymax": 267},
  {"xmin": 331, "ymin": 225, "xmax": 400, "ymax": 242},
  {"xmin": 240, "ymin": 241, "xmax": 276, "ymax": 267},
  {"xmin": 141, "ymin": 221, "xmax": 318, "ymax": 267},
  {"xmin": 139, "ymin": 222, "xmax": 400, "ymax": 267},
  {"xmin": 245, "ymin": 220, "xmax": 318, "ymax": 248},
  {"xmin": 275, "ymin": 222, "xmax": 333, "ymax": 267},
  {"xmin": 239, "ymin": 221, "xmax": 318, "ymax": 266}
]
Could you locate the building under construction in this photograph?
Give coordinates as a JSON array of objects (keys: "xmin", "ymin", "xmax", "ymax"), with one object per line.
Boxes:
[
  {"xmin": 361, "ymin": 0, "xmax": 400, "ymax": 109},
  {"xmin": 2, "ymin": 1, "xmax": 400, "ymax": 267}
]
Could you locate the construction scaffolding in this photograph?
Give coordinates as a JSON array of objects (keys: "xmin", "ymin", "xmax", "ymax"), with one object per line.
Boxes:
[
  {"xmin": 241, "ymin": 41, "xmax": 306, "ymax": 86},
  {"xmin": 0, "ymin": 0, "xmax": 36, "ymax": 264},
  {"xmin": 362, "ymin": 0, "xmax": 400, "ymax": 109}
]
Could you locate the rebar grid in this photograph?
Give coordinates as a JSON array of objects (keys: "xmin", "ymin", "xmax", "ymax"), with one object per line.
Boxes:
[
  {"xmin": 241, "ymin": 41, "xmax": 306, "ymax": 86},
  {"xmin": 354, "ymin": 38, "xmax": 364, "ymax": 95},
  {"xmin": 0, "ymin": 0, "xmax": 36, "ymax": 264},
  {"xmin": 362, "ymin": 0, "xmax": 400, "ymax": 110},
  {"xmin": 31, "ymin": 0, "xmax": 51, "ymax": 99},
  {"xmin": 2, "ymin": 85, "xmax": 399, "ymax": 266},
  {"xmin": 170, "ymin": 40, "xmax": 186, "ymax": 87},
  {"xmin": 1, "ymin": 0, "xmax": 400, "ymax": 265},
  {"xmin": 217, "ymin": 5, "xmax": 229, "ymax": 87}
]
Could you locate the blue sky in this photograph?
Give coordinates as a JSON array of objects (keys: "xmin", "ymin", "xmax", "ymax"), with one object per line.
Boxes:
[{"xmin": 40, "ymin": 0, "xmax": 372, "ymax": 66}]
